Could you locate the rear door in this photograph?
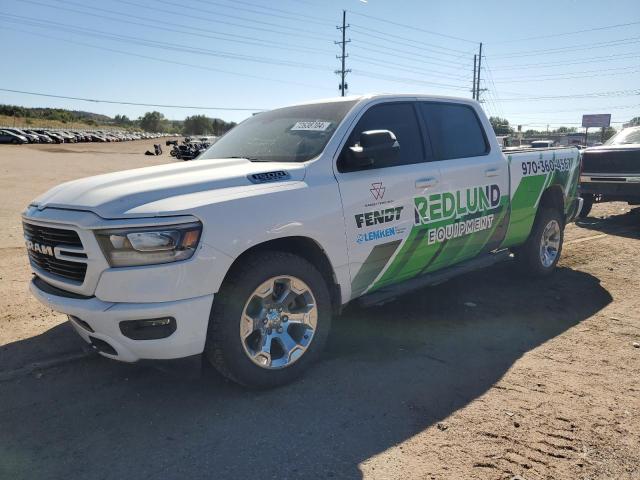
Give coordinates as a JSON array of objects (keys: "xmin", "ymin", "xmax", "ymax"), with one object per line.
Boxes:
[
  {"xmin": 334, "ymin": 101, "xmax": 443, "ymax": 299},
  {"xmin": 413, "ymin": 101, "xmax": 510, "ymax": 272}
]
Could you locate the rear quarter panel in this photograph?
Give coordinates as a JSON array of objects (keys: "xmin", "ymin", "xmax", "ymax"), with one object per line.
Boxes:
[{"xmin": 501, "ymin": 147, "xmax": 580, "ymax": 248}]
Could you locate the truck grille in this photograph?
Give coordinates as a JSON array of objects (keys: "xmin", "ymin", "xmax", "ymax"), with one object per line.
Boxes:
[
  {"xmin": 581, "ymin": 148, "xmax": 640, "ymax": 174},
  {"xmin": 23, "ymin": 222, "xmax": 87, "ymax": 283}
]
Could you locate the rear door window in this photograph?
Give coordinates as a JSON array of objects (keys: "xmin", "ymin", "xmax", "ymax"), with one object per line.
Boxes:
[{"xmin": 418, "ymin": 102, "xmax": 489, "ymax": 160}]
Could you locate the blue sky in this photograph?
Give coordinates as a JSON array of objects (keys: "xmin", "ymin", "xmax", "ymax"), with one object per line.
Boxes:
[{"xmin": 1, "ymin": 0, "xmax": 638, "ymax": 129}]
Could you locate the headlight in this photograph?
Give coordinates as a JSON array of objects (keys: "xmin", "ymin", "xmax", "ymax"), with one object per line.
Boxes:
[{"xmin": 95, "ymin": 222, "xmax": 202, "ymax": 267}]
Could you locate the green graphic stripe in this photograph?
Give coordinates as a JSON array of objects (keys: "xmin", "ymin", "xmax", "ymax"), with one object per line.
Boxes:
[
  {"xmin": 350, "ymin": 240, "xmax": 402, "ymax": 299},
  {"xmin": 372, "ymin": 213, "xmax": 461, "ymax": 288},
  {"xmin": 440, "ymin": 195, "xmax": 509, "ymax": 268},
  {"xmin": 371, "ymin": 196, "xmax": 508, "ymax": 290}
]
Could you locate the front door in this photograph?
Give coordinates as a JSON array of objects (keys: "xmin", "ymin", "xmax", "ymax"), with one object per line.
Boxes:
[{"xmin": 334, "ymin": 101, "xmax": 442, "ymax": 299}]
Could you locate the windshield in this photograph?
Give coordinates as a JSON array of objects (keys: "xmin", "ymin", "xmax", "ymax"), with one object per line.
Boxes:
[
  {"xmin": 200, "ymin": 100, "xmax": 357, "ymax": 162},
  {"xmin": 604, "ymin": 127, "xmax": 640, "ymax": 146}
]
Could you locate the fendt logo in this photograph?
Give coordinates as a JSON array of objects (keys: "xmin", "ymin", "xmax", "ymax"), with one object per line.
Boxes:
[
  {"xmin": 370, "ymin": 182, "xmax": 385, "ymax": 200},
  {"xmin": 25, "ymin": 240, "xmax": 54, "ymax": 257}
]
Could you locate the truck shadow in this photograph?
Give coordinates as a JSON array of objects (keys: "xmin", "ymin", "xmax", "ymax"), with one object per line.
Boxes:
[
  {"xmin": 0, "ymin": 264, "xmax": 611, "ymax": 480},
  {"xmin": 575, "ymin": 206, "xmax": 640, "ymax": 240}
]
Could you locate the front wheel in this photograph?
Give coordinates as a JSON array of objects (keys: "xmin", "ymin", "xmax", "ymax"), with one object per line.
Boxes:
[
  {"xmin": 204, "ymin": 251, "xmax": 332, "ymax": 388},
  {"xmin": 515, "ymin": 208, "xmax": 564, "ymax": 276}
]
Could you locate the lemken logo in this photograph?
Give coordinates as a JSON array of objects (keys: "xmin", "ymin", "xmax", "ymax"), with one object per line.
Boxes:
[
  {"xmin": 355, "ymin": 206, "xmax": 403, "ymax": 228},
  {"xmin": 415, "ymin": 184, "xmax": 501, "ymax": 225},
  {"xmin": 25, "ymin": 240, "xmax": 54, "ymax": 256}
]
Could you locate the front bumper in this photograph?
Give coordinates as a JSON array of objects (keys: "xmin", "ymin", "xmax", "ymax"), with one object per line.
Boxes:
[
  {"xmin": 580, "ymin": 174, "xmax": 640, "ymax": 201},
  {"xmin": 30, "ymin": 277, "xmax": 214, "ymax": 362}
]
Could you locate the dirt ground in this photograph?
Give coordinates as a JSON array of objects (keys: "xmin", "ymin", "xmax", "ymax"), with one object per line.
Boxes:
[{"xmin": 0, "ymin": 141, "xmax": 638, "ymax": 480}]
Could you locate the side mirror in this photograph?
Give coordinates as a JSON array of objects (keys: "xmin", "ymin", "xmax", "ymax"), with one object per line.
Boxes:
[{"xmin": 346, "ymin": 130, "xmax": 400, "ymax": 168}]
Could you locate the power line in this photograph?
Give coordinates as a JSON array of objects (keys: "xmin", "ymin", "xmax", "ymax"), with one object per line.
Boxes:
[
  {"xmin": 16, "ymin": 0, "xmax": 334, "ymax": 56},
  {"xmin": 4, "ymin": 27, "xmax": 335, "ymax": 91},
  {"xmin": 498, "ymin": 89, "xmax": 640, "ymax": 102},
  {"xmin": 492, "ymin": 65, "xmax": 640, "ymax": 81},
  {"xmin": 349, "ymin": 25, "xmax": 471, "ymax": 58},
  {"xmin": 148, "ymin": 0, "xmax": 331, "ymax": 39},
  {"xmin": 0, "ymin": 15, "xmax": 335, "ymax": 72},
  {"xmin": 0, "ymin": 88, "xmax": 266, "ymax": 111},
  {"xmin": 347, "ymin": 9, "xmax": 477, "ymax": 44},
  {"xmin": 481, "ymin": 58, "xmax": 505, "ymax": 118},
  {"xmin": 350, "ymin": 44, "xmax": 472, "ymax": 71},
  {"xmin": 214, "ymin": 0, "xmax": 335, "ymax": 24},
  {"xmin": 109, "ymin": 0, "xmax": 329, "ymax": 42},
  {"xmin": 19, "ymin": 0, "xmax": 331, "ymax": 45},
  {"xmin": 351, "ymin": 70, "xmax": 469, "ymax": 91},
  {"xmin": 493, "ymin": 69, "xmax": 640, "ymax": 84},
  {"xmin": 186, "ymin": 0, "xmax": 334, "ymax": 27},
  {"xmin": 491, "ymin": 36, "xmax": 640, "ymax": 59},
  {"xmin": 489, "ymin": 19, "xmax": 640, "ymax": 44},
  {"xmin": 504, "ymin": 104, "xmax": 640, "ymax": 115},
  {"xmin": 350, "ymin": 55, "xmax": 469, "ymax": 82},
  {"xmin": 491, "ymin": 52, "xmax": 640, "ymax": 70}
]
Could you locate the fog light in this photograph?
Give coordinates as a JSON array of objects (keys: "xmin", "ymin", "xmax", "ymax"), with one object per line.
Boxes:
[{"xmin": 119, "ymin": 317, "xmax": 177, "ymax": 340}]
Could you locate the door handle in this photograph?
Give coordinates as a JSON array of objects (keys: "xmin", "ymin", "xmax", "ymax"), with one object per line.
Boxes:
[
  {"xmin": 485, "ymin": 167, "xmax": 500, "ymax": 177},
  {"xmin": 415, "ymin": 177, "xmax": 438, "ymax": 189}
]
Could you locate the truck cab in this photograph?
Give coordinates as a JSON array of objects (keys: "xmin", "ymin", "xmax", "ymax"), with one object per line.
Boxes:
[{"xmin": 23, "ymin": 94, "xmax": 582, "ymax": 387}]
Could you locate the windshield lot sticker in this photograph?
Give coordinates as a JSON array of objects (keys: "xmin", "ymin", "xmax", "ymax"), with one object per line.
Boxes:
[{"xmin": 291, "ymin": 121, "xmax": 332, "ymax": 131}]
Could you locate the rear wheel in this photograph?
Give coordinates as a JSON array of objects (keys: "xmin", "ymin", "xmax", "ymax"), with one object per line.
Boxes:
[
  {"xmin": 204, "ymin": 251, "xmax": 332, "ymax": 388},
  {"xmin": 515, "ymin": 208, "xmax": 564, "ymax": 277}
]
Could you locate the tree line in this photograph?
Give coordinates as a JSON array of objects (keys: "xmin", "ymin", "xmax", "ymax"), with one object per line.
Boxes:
[{"xmin": 1, "ymin": 104, "xmax": 238, "ymax": 135}]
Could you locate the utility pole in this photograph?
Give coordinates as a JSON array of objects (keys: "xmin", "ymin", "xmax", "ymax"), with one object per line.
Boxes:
[
  {"xmin": 472, "ymin": 54, "xmax": 477, "ymax": 100},
  {"xmin": 335, "ymin": 10, "xmax": 351, "ymax": 97},
  {"xmin": 476, "ymin": 42, "xmax": 486, "ymax": 102}
]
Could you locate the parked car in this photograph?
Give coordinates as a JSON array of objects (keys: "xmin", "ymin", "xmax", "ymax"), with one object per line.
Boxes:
[
  {"xmin": 23, "ymin": 94, "xmax": 582, "ymax": 388},
  {"xmin": 34, "ymin": 130, "xmax": 64, "ymax": 144},
  {"xmin": 0, "ymin": 129, "xmax": 29, "ymax": 144},
  {"xmin": 530, "ymin": 140, "xmax": 555, "ymax": 148},
  {"xmin": 2, "ymin": 128, "xmax": 40, "ymax": 143},
  {"xmin": 579, "ymin": 125, "xmax": 640, "ymax": 217},
  {"xmin": 24, "ymin": 130, "xmax": 53, "ymax": 143}
]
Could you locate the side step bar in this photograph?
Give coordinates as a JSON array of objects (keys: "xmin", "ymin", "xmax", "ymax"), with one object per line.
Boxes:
[{"xmin": 357, "ymin": 249, "xmax": 512, "ymax": 307}]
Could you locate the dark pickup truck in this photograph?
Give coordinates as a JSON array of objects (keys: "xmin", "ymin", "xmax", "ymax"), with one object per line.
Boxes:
[{"xmin": 580, "ymin": 126, "xmax": 640, "ymax": 217}]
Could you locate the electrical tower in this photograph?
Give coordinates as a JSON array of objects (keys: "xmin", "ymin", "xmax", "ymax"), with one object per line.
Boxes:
[{"xmin": 335, "ymin": 10, "xmax": 351, "ymax": 97}]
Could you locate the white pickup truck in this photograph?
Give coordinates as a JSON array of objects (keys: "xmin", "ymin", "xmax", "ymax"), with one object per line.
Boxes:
[{"xmin": 23, "ymin": 94, "xmax": 582, "ymax": 387}]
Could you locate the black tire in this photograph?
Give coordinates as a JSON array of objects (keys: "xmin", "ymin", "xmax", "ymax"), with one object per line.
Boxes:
[
  {"xmin": 11, "ymin": 138, "xmax": 18, "ymax": 145},
  {"xmin": 204, "ymin": 251, "xmax": 332, "ymax": 388},
  {"xmin": 578, "ymin": 194, "xmax": 593, "ymax": 218},
  {"xmin": 515, "ymin": 207, "xmax": 564, "ymax": 277}
]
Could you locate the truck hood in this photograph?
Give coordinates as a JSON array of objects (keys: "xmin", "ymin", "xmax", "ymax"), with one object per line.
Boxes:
[{"xmin": 31, "ymin": 158, "xmax": 306, "ymax": 219}]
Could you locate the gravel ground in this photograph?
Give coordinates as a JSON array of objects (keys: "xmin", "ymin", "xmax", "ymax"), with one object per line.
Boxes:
[{"xmin": 0, "ymin": 141, "xmax": 638, "ymax": 480}]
